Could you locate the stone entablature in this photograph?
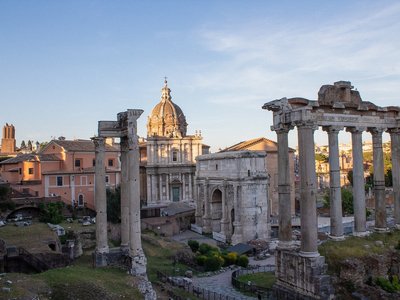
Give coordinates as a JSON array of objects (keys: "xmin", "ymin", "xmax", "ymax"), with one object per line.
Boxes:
[{"xmin": 195, "ymin": 151, "xmax": 270, "ymax": 244}]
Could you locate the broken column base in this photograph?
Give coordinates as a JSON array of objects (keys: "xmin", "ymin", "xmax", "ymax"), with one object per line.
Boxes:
[
  {"xmin": 274, "ymin": 248, "xmax": 334, "ymax": 299},
  {"xmin": 129, "ymin": 251, "xmax": 147, "ymax": 276}
]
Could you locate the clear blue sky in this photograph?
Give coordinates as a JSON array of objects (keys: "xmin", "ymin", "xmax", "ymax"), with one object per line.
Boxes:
[{"xmin": 1, "ymin": 0, "xmax": 399, "ymax": 152}]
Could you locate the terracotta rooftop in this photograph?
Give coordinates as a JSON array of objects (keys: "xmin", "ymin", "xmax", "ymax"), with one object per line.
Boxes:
[
  {"xmin": 220, "ymin": 137, "xmax": 295, "ymax": 153},
  {"xmin": 48, "ymin": 139, "xmax": 119, "ymax": 152},
  {"xmin": 0, "ymin": 153, "xmax": 61, "ymax": 165}
]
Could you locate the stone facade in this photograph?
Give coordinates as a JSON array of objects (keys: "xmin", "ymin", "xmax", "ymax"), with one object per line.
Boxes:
[
  {"xmin": 195, "ymin": 150, "xmax": 270, "ymax": 244},
  {"xmin": 145, "ymin": 80, "xmax": 208, "ymax": 206},
  {"xmin": 220, "ymin": 137, "xmax": 296, "ymax": 216}
]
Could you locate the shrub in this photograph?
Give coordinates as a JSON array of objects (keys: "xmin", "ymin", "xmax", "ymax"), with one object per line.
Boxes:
[
  {"xmin": 188, "ymin": 240, "xmax": 199, "ymax": 253},
  {"xmin": 0, "ymin": 200, "xmax": 15, "ymax": 212},
  {"xmin": 199, "ymin": 243, "xmax": 218, "ymax": 255},
  {"xmin": 236, "ymin": 255, "xmax": 249, "ymax": 268},
  {"xmin": 204, "ymin": 255, "xmax": 223, "ymax": 271},
  {"xmin": 224, "ymin": 252, "xmax": 238, "ymax": 266},
  {"xmin": 375, "ymin": 276, "xmax": 400, "ymax": 293},
  {"xmin": 196, "ymin": 255, "xmax": 207, "ymax": 266}
]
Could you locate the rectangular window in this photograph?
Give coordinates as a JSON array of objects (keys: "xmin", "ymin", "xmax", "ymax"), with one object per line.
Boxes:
[
  {"xmin": 28, "ymin": 168, "xmax": 34, "ymax": 175},
  {"xmin": 172, "ymin": 151, "xmax": 178, "ymax": 162},
  {"xmin": 105, "ymin": 175, "xmax": 109, "ymax": 184},
  {"xmin": 75, "ymin": 159, "xmax": 81, "ymax": 167},
  {"xmin": 92, "ymin": 159, "xmax": 96, "ymax": 167},
  {"xmin": 108, "ymin": 159, "xmax": 114, "ymax": 167},
  {"xmin": 57, "ymin": 176, "xmax": 63, "ymax": 186}
]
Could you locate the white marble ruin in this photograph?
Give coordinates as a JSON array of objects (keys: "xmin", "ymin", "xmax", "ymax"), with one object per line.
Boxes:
[
  {"xmin": 93, "ymin": 109, "xmax": 147, "ymax": 276},
  {"xmin": 263, "ymin": 81, "xmax": 400, "ymax": 299},
  {"xmin": 194, "ymin": 150, "xmax": 270, "ymax": 244}
]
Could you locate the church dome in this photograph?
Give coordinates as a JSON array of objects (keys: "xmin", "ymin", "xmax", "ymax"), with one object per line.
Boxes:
[{"xmin": 147, "ymin": 80, "xmax": 187, "ymax": 138}]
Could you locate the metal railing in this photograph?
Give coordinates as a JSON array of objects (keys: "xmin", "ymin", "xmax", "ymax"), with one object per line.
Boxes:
[
  {"xmin": 157, "ymin": 270, "xmax": 244, "ymax": 300},
  {"xmin": 231, "ymin": 265, "xmax": 276, "ymax": 299}
]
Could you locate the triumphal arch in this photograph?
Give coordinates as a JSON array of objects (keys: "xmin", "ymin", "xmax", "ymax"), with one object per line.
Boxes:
[
  {"xmin": 263, "ymin": 81, "xmax": 400, "ymax": 299},
  {"xmin": 93, "ymin": 109, "xmax": 147, "ymax": 276}
]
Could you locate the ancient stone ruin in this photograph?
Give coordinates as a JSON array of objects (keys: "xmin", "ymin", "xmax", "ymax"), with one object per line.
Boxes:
[
  {"xmin": 263, "ymin": 81, "xmax": 400, "ymax": 299},
  {"xmin": 92, "ymin": 109, "xmax": 147, "ymax": 276}
]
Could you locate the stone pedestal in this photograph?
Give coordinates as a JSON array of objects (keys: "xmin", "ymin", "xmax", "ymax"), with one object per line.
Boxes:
[
  {"xmin": 274, "ymin": 249, "xmax": 334, "ymax": 299},
  {"xmin": 130, "ymin": 249, "xmax": 147, "ymax": 276}
]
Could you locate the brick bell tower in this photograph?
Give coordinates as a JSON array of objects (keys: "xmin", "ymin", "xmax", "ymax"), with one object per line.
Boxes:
[{"xmin": 1, "ymin": 123, "xmax": 16, "ymax": 154}]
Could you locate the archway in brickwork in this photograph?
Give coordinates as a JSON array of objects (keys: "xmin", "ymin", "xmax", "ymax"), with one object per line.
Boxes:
[{"xmin": 211, "ymin": 188, "xmax": 222, "ymax": 232}]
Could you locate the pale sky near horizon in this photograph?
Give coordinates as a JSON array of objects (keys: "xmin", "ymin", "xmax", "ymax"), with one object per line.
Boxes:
[{"xmin": 1, "ymin": 1, "xmax": 399, "ymax": 152}]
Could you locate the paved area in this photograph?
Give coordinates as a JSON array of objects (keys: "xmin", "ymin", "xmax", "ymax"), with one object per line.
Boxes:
[{"xmin": 172, "ymin": 230, "xmax": 275, "ymax": 300}]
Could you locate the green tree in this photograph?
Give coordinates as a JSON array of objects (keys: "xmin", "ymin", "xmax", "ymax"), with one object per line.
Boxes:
[
  {"xmin": 106, "ymin": 186, "xmax": 121, "ymax": 223},
  {"xmin": 20, "ymin": 140, "xmax": 26, "ymax": 149},
  {"xmin": 39, "ymin": 202, "xmax": 64, "ymax": 224},
  {"xmin": 341, "ymin": 189, "xmax": 354, "ymax": 215}
]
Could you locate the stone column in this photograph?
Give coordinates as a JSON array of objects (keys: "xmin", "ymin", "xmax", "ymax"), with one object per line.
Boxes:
[
  {"xmin": 231, "ymin": 184, "xmax": 243, "ymax": 244},
  {"xmin": 166, "ymin": 174, "xmax": 170, "ymax": 202},
  {"xmin": 188, "ymin": 173, "xmax": 193, "ymax": 201},
  {"xmin": 182, "ymin": 173, "xmax": 186, "ymax": 201},
  {"xmin": 202, "ymin": 179, "xmax": 212, "ymax": 233},
  {"xmin": 126, "ymin": 109, "xmax": 146, "ymax": 275},
  {"xmin": 220, "ymin": 181, "xmax": 229, "ymax": 237},
  {"xmin": 323, "ymin": 126, "xmax": 344, "ymax": 240},
  {"xmin": 347, "ymin": 127, "xmax": 367, "ymax": 235},
  {"xmin": 120, "ymin": 137, "xmax": 129, "ymax": 250},
  {"xmin": 389, "ymin": 128, "xmax": 400, "ymax": 228},
  {"xmin": 297, "ymin": 121, "xmax": 319, "ymax": 257},
  {"xmin": 93, "ymin": 137, "xmax": 109, "ymax": 254},
  {"xmin": 276, "ymin": 125, "xmax": 293, "ymax": 248},
  {"xmin": 369, "ymin": 127, "xmax": 387, "ymax": 231},
  {"xmin": 146, "ymin": 174, "xmax": 152, "ymax": 205},
  {"xmin": 195, "ymin": 182, "xmax": 203, "ymax": 226},
  {"xmin": 159, "ymin": 174, "xmax": 163, "ymax": 202}
]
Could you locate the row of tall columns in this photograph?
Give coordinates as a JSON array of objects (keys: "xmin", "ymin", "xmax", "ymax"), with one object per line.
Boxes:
[
  {"xmin": 93, "ymin": 109, "xmax": 146, "ymax": 275},
  {"xmin": 276, "ymin": 123, "xmax": 400, "ymax": 251}
]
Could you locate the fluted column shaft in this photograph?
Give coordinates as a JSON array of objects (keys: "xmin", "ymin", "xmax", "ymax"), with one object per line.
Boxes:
[
  {"xmin": 276, "ymin": 126, "xmax": 293, "ymax": 246},
  {"xmin": 323, "ymin": 126, "xmax": 344, "ymax": 239},
  {"xmin": 120, "ymin": 137, "xmax": 129, "ymax": 250},
  {"xmin": 389, "ymin": 129, "xmax": 400, "ymax": 227},
  {"xmin": 127, "ymin": 110, "xmax": 143, "ymax": 256},
  {"xmin": 297, "ymin": 122, "xmax": 318, "ymax": 256},
  {"xmin": 93, "ymin": 137, "xmax": 109, "ymax": 254},
  {"xmin": 347, "ymin": 127, "xmax": 367, "ymax": 234},
  {"xmin": 369, "ymin": 127, "xmax": 387, "ymax": 230}
]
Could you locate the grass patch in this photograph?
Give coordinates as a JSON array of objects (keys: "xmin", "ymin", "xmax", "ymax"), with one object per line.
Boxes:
[
  {"xmin": 142, "ymin": 231, "xmax": 190, "ymax": 282},
  {"xmin": 319, "ymin": 230, "xmax": 400, "ymax": 273},
  {"xmin": 237, "ymin": 272, "xmax": 276, "ymax": 289},
  {"xmin": 0, "ymin": 222, "xmax": 57, "ymax": 252}
]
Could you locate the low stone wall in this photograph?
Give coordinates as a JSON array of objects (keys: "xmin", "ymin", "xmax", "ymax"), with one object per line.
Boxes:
[{"xmin": 274, "ymin": 249, "xmax": 334, "ymax": 299}]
